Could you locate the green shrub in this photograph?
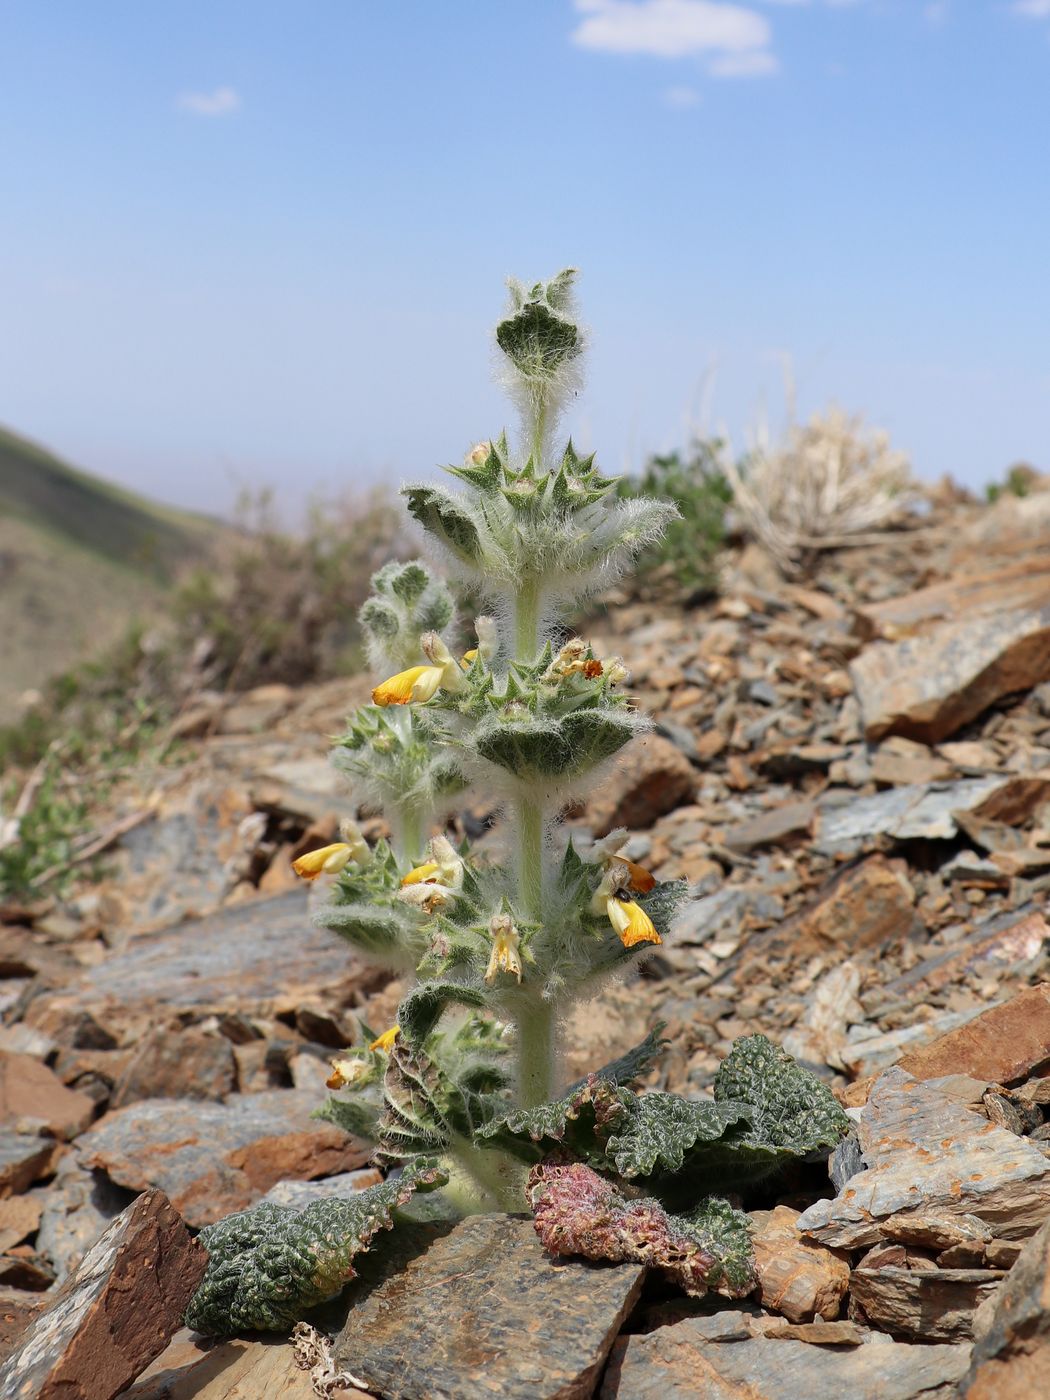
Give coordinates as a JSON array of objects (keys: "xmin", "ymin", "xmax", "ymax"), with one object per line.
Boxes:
[{"xmin": 619, "ymin": 441, "xmax": 731, "ymax": 596}]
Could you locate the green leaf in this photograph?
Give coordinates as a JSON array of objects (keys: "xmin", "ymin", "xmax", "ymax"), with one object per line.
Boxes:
[
  {"xmin": 397, "ymin": 981, "xmax": 489, "ymax": 1046},
  {"xmin": 528, "ymin": 1161, "xmax": 755, "ymax": 1299},
  {"xmin": 402, "ymin": 486, "xmax": 484, "ymax": 564},
  {"xmin": 602, "ymin": 1092, "xmax": 751, "ymax": 1179},
  {"xmin": 714, "ymin": 1034, "xmax": 851, "ymax": 1158},
  {"xmin": 496, "ymin": 302, "xmax": 579, "ymax": 382},
  {"xmin": 183, "ymin": 1158, "xmax": 448, "ymax": 1336}
]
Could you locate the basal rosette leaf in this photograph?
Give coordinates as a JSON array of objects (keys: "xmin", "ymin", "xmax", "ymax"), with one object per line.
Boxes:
[
  {"xmin": 184, "ymin": 1158, "xmax": 448, "ymax": 1336},
  {"xmin": 602, "ymin": 1092, "xmax": 752, "ymax": 1179},
  {"xmin": 528, "ymin": 1161, "xmax": 755, "ymax": 1299},
  {"xmin": 714, "ymin": 1033, "xmax": 851, "ymax": 1159}
]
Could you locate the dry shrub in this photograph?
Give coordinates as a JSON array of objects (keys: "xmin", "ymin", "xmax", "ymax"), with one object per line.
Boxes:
[
  {"xmin": 172, "ymin": 486, "xmax": 412, "ymax": 691},
  {"xmin": 725, "ymin": 408, "xmax": 917, "ymax": 574}
]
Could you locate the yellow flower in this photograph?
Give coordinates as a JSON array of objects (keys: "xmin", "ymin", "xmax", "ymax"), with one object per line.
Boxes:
[
  {"xmin": 401, "ymin": 860, "xmax": 440, "ymax": 886},
  {"xmin": 484, "ymin": 913, "xmax": 523, "ymax": 984},
  {"xmin": 292, "ymin": 842, "xmax": 354, "ymax": 881},
  {"xmin": 326, "ymin": 1054, "xmax": 368, "ymax": 1090},
  {"xmin": 372, "ymin": 632, "xmax": 467, "ymax": 708},
  {"xmin": 398, "ymin": 835, "xmax": 466, "ymax": 914},
  {"xmin": 607, "ymin": 898, "xmax": 662, "ymax": 949},
  {"xmin": 369, "ymin": 1025, "xmax": 400, "ymax": 1053},
  {"xmin": 372, "ymin": 663, "xmax": 444, "ymax": 707}
]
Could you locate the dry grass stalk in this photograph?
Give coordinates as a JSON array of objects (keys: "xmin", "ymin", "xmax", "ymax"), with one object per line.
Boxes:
[{"xmin": 725, "ymin": 408, "xmax": 917, "ymax": 573}]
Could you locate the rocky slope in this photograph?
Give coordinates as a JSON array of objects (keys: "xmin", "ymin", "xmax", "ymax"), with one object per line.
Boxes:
[{"xmin": 2, "ymin": 481, "xmax": 1050, "ymax": 1397}]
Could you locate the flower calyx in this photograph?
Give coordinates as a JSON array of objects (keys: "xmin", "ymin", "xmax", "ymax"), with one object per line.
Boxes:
[{"xmin": 484, "ymin": 912, "xmax": 523, "ymax": 985}]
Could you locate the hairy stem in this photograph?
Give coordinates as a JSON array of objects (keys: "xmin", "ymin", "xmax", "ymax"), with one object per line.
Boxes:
[
  {"xmin": 515, "ymin": 994, "xmax": 556, "ymax": 1108},
  {"xmin": 517, "ymin": 796, "xmax": 545, "ymax": 924},
  {"xmin": 394, "ymin": 803, "xmax": 424, "ymax": 866},
  {"xmin": 443, "ymin": 1137, "xmax": 525, "ymax": 1213},
  {"xmin": 514, "ymin": 575, "xmax": 541, "ymax": 660}
]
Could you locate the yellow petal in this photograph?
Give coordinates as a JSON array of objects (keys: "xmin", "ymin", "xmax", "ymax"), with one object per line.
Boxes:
[
  {"xmin": 608, "ymin": 898, "xmax": 662, "ymax": 949},
  {"xmin": 401, "ymin": 860, "xmax": 440, "ymax": 887},
  {"xmin": 292, "ymin": 842, "xmax": 351, "ymax": 881},
  {"xmin": 372, "ymin": 665, "xmax": 443, "ymax": 707},
  {"xmin": 369, "ymin": 1025, "xmax": 400, "ymax": 1053},
  {"xmin": 460, "ymin": 648, "xmax": 478, "ymax": 669}
]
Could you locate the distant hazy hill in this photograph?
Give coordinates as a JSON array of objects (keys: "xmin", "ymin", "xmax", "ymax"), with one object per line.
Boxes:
[{"xmin": 0, "ymin": 427, "xmax": 221, "ymax": 721}]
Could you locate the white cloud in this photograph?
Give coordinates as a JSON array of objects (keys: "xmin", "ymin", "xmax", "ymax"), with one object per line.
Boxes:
[
  {"xmin": 176, "ymin": 86, "xmax": 241, "ymax": 117},
  {"xmin": 663, "ymin": 84, "xmax": 702, "ymax": 105},
  {"xmin": 1013, "ymin": 0, "xmax": 1050, "ymax": 16},
  {"xmin": 571, "ymin": 0, "xmax": 770, "ymax": 58},
  {"xmin": 708, "ymin": 48, "xmax": 779, "ymax": 75}
]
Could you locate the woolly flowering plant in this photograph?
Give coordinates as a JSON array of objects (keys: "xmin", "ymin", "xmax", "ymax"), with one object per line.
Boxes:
[{"xmin": 186, "ymin": 271, "xmax": 850, "ymax": 1336}]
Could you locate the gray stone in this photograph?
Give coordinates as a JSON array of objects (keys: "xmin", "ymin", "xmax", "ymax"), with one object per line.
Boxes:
[
  {"xmin": 26, "ymin": 892, "xmax": 355, "ymax": 1044},
  {"xmin": 600, "ymin": 1312, "xmax": 972, "ymax": 1399},
  {"xmin": 335, "ymin": 1213, "xmax": 644, "ymax": 1399},
  {"xmin": 850, "ymin": 1262, "xmax": 1003, "ymax": 1341},
  {"xmin": 32, "ymin": 1155, "xmax": 131, "ymax": 1282},
  {"xmin": 813, "ymin": 778, "xmax": 1005, "ymax": 856},
  {"xmin": 798, "ymin": 1069, "xmax": 1050, "ymax": 1251},
  {"xmin": 79, "ymin": 1090, "xmax": 369, "ymax": 1228}
]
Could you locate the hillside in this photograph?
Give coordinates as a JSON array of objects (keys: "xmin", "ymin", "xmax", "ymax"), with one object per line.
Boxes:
[{"xmin": 0, "ymin": 427, "xmax": 221, "ymax": 719}]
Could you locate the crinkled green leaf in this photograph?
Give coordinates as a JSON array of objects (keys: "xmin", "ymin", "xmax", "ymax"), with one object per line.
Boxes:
[
  {"xmin": 528, "ymin": 1161, "xmax": 755, "ymax": 1299},
  {"xmin": 714, "ymin": 1033, "xmax": 851, "ymax": 1158},
  {"xmin": 602, "ymin": 1092, "xmax": 752, "ymax": 1179},
  {"xmin": 496, "ymin": 301, "xmax": 579, "ymax": 381},
  {"xmin": 184, "ymin": 1158, "xmax": 448, "ymax": 1336}
]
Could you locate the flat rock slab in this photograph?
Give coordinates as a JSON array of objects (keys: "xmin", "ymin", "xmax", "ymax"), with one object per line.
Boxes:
[
  {"xmin": 897, "ymin": 983, "xmax": 1050, "ymax": 1085},
  {"xmin": 813, "ymin": 777, "xmax": 1005, "ymax": 856},
  {"xmin": 26, "ymin": 892, "xmax": 354, "ymax": 1044},
  {"xmin": 0, "ymin": 1188, "xmax": 205, "ymax": 1400},
  {"xmin": 335, "ymin": 1213, "xmax": 644, "ymax": 1399},
  {"xmin": 798, "ymin": 1069, "xmax": 1050, "ymax": 1250},
  {"xmin": 850, "ymin": 1263, "xmax": 1003, "ymax": 1341},
  {"xmin": 849, "ymin": 562, "xmax": 1050, "ymax": 743},
  {"xmin": 122, "ymin": 1330, "xmax": 324, "ymax": 1400},
  {"xmin": 600, "ymin": 1312, "xmax": 972, "ymax": 1399},
  {"xmin": 0, "ymin": 1052, "xmax": 95, "ymax": 1140},
  {"xmin": 79, "ymin": 1090, "xmax": 369, "ymax": 1228},
  {"xmin": 0, "ymin": 1138, "xmax": 58, "ymax": 1198}
]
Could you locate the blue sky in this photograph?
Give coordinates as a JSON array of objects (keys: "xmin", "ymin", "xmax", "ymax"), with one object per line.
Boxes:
[{"xmin": 1, "ymin": 0, "xmax": 1048, "ymax": 515}]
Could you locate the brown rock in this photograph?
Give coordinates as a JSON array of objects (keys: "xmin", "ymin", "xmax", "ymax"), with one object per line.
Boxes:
[
  {"xmin": 0, "ymin": 1198, "xmax": 41, "ymax": 1254},
  {"xmin": 798, "ymin": 1068, "xmax": 1050, "ymax": 1250},
  {"xmin": 750, "ymin": 1317, "xmax": 866, "ymax": 1346},
  {"xmin": 80, "ymin": 1090, "xmax": 369, "ymax": 1227},
  {"xmin": 336, "ymin": 1213, "xmax": 644, "ymax": 1399},
  {"xmin": 851, "ymin": 1257, "xmax": 1003, "ymax": 1341},
  {"xmin": 849, "ymin": 563, "xmax": 1050, "ymax": 743},
  {"xmin": 600, "ymin": 1311, "xmax": 972, "ymax": 1399},
  {"xmin": 962, "ymin": 1216, "xmax": 1050, "ymax": 1397},
  {"xmin": 123, "ymin": 1328, "xmax": 324, "ymax": 1400},
  {"xmin": 750, "ymin": 1206, "xmax": 851, "ymax": 1323},
  {"xmin": 792, "ymin": 855, "xmax": 920, "ymax": 953},
  {"xmin": 110, "ymin": 1024, "xmax": 236, "ymax": 1109},
  {"xmin": 0, "ymin": 1053, "xmax": 95, "ymax": 1140},
  {"xmin": 0, "ymin": 1188, "xmax": 205, "ymax": 1400},
  {"xmin": 897, "ymin": 983, "xmax": 1050, "ymax": 1086},
  {"xmin": 0, "ymin": 1291, "xmax": 45, "ymax": 1368},
  {"xmin": 0, "ymin": 1138, "xmax": 59, "ymax": 1198},
  {"xmin": 586, "ymin": 734, "xmax": 695, "ymax": 836}
]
